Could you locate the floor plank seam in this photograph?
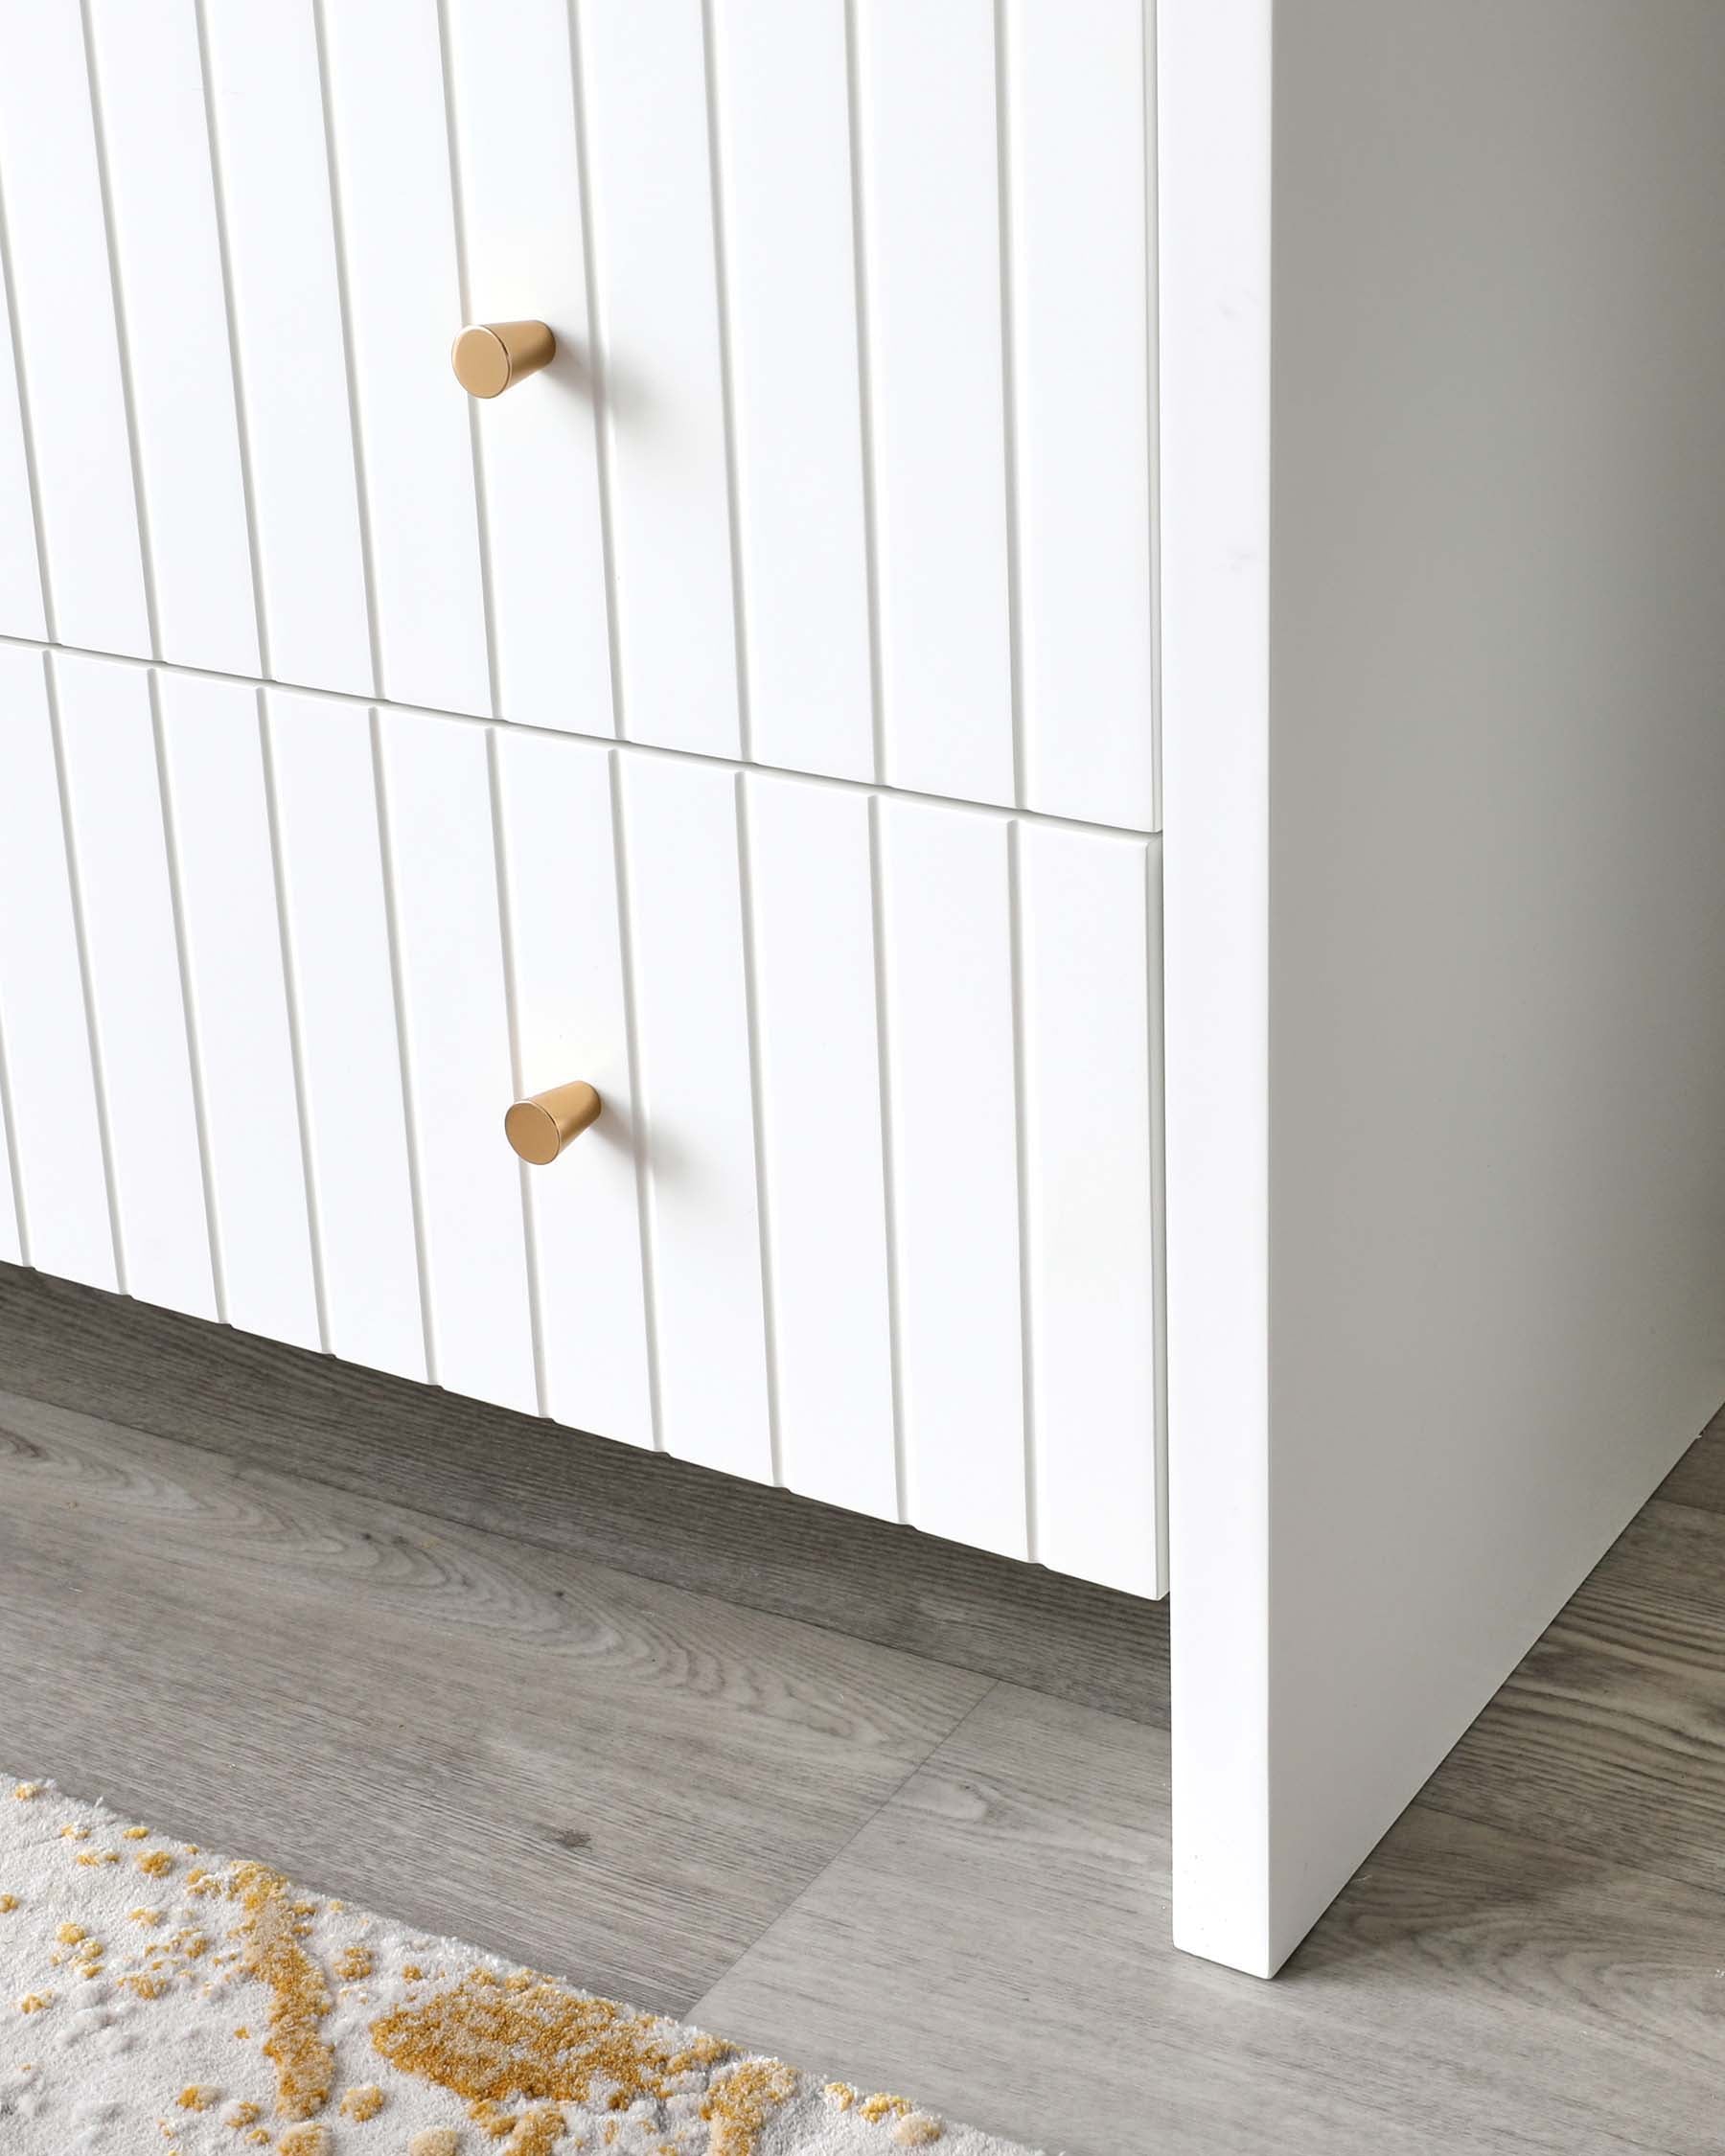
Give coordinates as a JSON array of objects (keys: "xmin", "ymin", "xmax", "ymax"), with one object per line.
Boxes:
[{"xmin": 683, "ymin": 1678, "xmax": 1008, "ymax": 2020}]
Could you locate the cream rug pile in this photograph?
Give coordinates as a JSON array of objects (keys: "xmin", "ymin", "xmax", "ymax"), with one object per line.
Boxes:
[{"xmin": 0, "ymin": 1777, "xmax": 1045, "ymax": 2156}]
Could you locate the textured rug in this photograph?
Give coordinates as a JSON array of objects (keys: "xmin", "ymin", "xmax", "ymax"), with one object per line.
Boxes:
[{"xmin": 0, "ymin": 1777, "xmax": 1045, "ymax": 2156}]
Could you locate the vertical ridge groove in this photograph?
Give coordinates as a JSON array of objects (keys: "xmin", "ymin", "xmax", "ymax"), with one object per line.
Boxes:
[
  {"xmin": 190, "ymin": 0, "xmax": 271, "ymax": 680},
  {"xmin": 867, "ymin": 794, "xmax": 909, "ymax": 1525},
  {"xmin": 0, "ymin": 998, "xmax": 28, "ymax": 1267},
  {"xmin": 993, "ymin": 0, "xmax": 1028, "ymax": 814},
  {"xmin": 77, "ymin": 0, "xmax": 161, "ymax": 662},
  {"xmin": 1146, "ymin": 839, "xmax": 1169, "ymax": 1590},
  {"xmin": 565, "ymin": 0, "xmax": 626, "ymax": 742},
  {"xmin": 608, "ymin": 749, "xmax": 665, "ymax": 1451},
  {"xmin": 147, "ymin": 672, "xmax": 228, "ymax": 1325},
  {"xmin": 42, "ymin": 653, "xmax": 126, "ymax": 1294},
  {"xmin": 698, "ymin": 0, "xmax": 753, "ymax": 768},
  {"xmin": 310, "ymin": 0, "xmax": 386, "ymax": 701},
  {"xmin": 257, "ymin": 689, "xmax": 334, "ymax": 1356},
  {"xmin": 1007, "ymin": 817, "xmax": 1039, "ymax": 1562},
  {"xmin": 486, "ymin": 728, "xmax": 551, "ymax": 1421},
  {"xmin": 368, "ymin": 708, "xmax": 437, "ymax": 1385},
  {"xmin": 0, "ymin": 152, "xmax": 55, "ymax": 642},
  {"xmin": 733, "ymin": 774, "xmax": 783, "ymax": 1486},
  {"xmin": 1143, "ymin": 0, "xmax": 1163, "ymax": 831},
  {"xmin": 434, "ymin": 0, "xmax": 504, "ymax": 724},
  {"xmin": 841, "ymin": 0, "xmax": 887, "ymax": 791}
]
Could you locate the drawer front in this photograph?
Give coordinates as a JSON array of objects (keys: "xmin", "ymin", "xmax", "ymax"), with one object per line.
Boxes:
[
  {"xmin": 0, "ymin": 0, "xmax": 1158, "ymax": 833},
  {"xmin": 0, "ymin": 644, "xmax": 1164, "ymax": 1595}
]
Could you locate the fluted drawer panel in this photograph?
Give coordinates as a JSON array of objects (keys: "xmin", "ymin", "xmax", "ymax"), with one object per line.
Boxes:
[
  {"xmin": 0, "ymin": 0, "xmax": 1158, "ymax": 832},
  {"xmin": 0, "ymin": 651, "xmax": 1163, "ymax": 1595}
]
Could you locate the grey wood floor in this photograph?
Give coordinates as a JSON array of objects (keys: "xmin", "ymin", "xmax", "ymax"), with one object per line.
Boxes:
[{"xmin": 3, "ymin": 1260, "xmax": 1722, "ymax": 2155}]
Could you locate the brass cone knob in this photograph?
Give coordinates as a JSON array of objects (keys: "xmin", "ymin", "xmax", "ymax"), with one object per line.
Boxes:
[
  {"xmin": 452, "ymin": 320, "xmax": 556, "ymax": 399},
  {"xmin": 504, "ymin": 1080, "xmax": 601, "ymax": 1165}
]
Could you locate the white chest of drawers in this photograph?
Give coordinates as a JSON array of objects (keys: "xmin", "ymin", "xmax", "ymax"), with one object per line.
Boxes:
[{"xmin": 4, "ymin": 0, "xmax": 1725, "ymax": 1983}]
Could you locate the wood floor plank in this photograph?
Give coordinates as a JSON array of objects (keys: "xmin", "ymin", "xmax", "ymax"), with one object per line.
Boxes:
[
  {"xmin": 1653, "ymin": 1408, "xmax": 1725, "ymax": 1515},
  {"xmin": 1417, "ymin": 1494, "xmax": 1725, "ymax": 1898},
  {"xmin": 0, "ymin": 1262, "xmax": 1169, "ymax": 1723},
  {"xmin": 0, "ymin": 1386, "xmax": 987, "ymax": 2013},
  {"xmin": 694, "ymin": 1684, "xmax": 1725, "ymax": 2156}
]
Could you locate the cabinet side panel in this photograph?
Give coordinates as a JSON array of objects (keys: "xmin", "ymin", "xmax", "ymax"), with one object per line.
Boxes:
[
  {"xmin": 1256, "ymin": 0, "xmax": 1725, "ymax": 1972},
  {"xmin": 1159, "ymin": 0, "xmax": 1275, "ymax": 1973}
]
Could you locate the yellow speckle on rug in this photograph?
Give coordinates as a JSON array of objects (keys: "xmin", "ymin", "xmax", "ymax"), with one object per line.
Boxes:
[
  {"xmin": 76, "ymin": 1850, "xmax": 121, "ymax": 1868},
  {"xmin": 336, "ymin": 1943, "xmax": 375, "ymax": 1982},
  {"xmin": 701, "ymin": 2059, "xmax": 800, "ymax": 2156},
  {"xmin": 139, "ymin": 1848, "xmax": 175, "ymax": 1878},
  {"xmin": 279, "ymin": 2125, "xmax": 331, "ymax": 2156},
  {"xmin": 0, "ymin": 1893, "xmax": 18, "ymax": 1914},
  {"xmin": 57, "ymin": 1921, "xmax": 87, "ymax": 1944},
  {"xmin": 861, "ymin": 2094, "xmax": 913, "ymax": 2124},
  {"xmin": 230, "ymin": 1862, "xmax": 334, "ymax": 2121},
  {"xmin": 177, "ymin": 2085, "xmax": 220, "ymax": 2112},
  {"xmin": 370, "ymin": 1972, "xmax": 742, "ymax": 2111},
  {"xmin": 223, "ymin": 2101, "xmax": 262, "ymax": 2130},
  {"xmin": 124, "ymin": 1824, "xmax": 151, "ymax": 1840},
  {"xmin": 18, "ymin": 1991, "xmax": 52, "ymax": 2013},
  {"xmin": 341, "ymin": 2082, "xmax": 385, "ymax": 2120},
  {"xmin": 132, "ymin": 1907, "xmax": 165, "ymax": 1925},
  {"xmin": 409, "ymin": 2133, "xmax": 462, "ymax": 2156},
  {"xmin": 12, "ymin": 1782, "xmax": 40, "ymax": 1801},
  {"xmin": 824, "ymin": 2083, "xmax": 857, "ymax": 2111}
]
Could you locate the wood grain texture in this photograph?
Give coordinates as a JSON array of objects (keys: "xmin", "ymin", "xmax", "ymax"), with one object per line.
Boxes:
[
  {"xmin": 1, "ymin": 1261, "xmax": 1723, "ymax": 2156},
  {"xmin": 697, "ymin": 1682, "xmax": 1725, "ymax": 2156},
  {"xmin": 0, "ymin": 1264, "xmax": 1169, "ymax": 1723},
  {"xmin": 0, "ymin": 1380, "xmax": 985, "ymax": 2014}
]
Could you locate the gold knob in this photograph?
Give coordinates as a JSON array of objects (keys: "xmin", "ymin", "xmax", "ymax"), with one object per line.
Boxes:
[
  {"xmin": 451, "ymin": 320, "xmax": 556, "ymax": 399},
  {"xmin": 504, "ymin": 1080, "xmax": 601, "ymax": 1165}
]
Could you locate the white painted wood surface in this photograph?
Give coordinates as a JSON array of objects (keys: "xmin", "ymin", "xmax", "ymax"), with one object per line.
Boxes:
[
  {"xmin": 1005, "ymin": 0, "xmax": 1158, "ymax": 832},
  {"xmin": 492, "ymin": 727, "xmax": 653, "ymax": 1449},
  {"xmin": 377, "ymin": 708, "xmax": 536, "ymax": 1413},
  {"xmin": 854, "ymin": 0, "xmax": 1013, "ymax": 812},
  {"xmin": 746, "ymin": 772, "xmax": 896, "ymax": 1522},
  {"xmin": 49, "ymin": 653, "xmax": 215, "ymax": 1320},
  {"xmin": 0, "ymin": 0, "xmax": 148, "ymax": 659},
  {"xmin": 445, "ymin": 0, "xmax": 612, "ymax": 739},
  {"xmin": 265, "ymin": 688, "xmax": 426, "ymax": 1384},
  {"xmin": 319, "ymin": 0, "xmax": 490, "ymax": 718},
  {"xmin": 618, "ymin": 752, "xmax": 770, "ymax": 1479},
  {"xmin": 0, "ymin": 646, "xmax": 113, "ymax": 1291},
  {"xmin": 0, "ymin": 237, "xmax": 44, "ymax": 643},
  {"xmin": 199, "ymin": 0, "xmax": 373, "ymax": 698},
  {"xmin": 0, "ymin": 0, "xmax": 1158, "ymax": 834},
  {"xmin": 83, "ymin": 0, "xmax": 259, "ymax": 679},
  {"xmin": 579, "ymin": 0, "xmax": 742, "ymax": 762},
  {"xmin": 878, "ymin": 797, "xmax": 1024, "ymax": 1558},
  {"xmin": 709, "ymin": 0, "xmax": 874, "ymax": 785},
  {"xmin": 155, "ymin": 670, "xmax": 321, "ymax": 1352},
  {"xmin": 0, "ymin": 637, "xmax": 1164, "ymax": 1595},
  {"xmin": 1164, "ymin": 0, "xmax": 1725, "ymax": 1975},
  {"xmin": 1019, "ymin": 820, "xmax": 1162, "ymax": 1596}
]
